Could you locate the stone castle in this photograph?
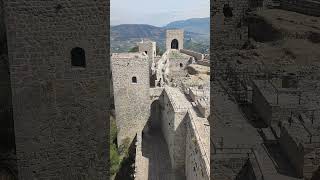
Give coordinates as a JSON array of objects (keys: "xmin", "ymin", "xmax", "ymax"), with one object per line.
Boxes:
[{"xmin": 111, "ymin": 29, "xmax": 210, "ymax": 179}]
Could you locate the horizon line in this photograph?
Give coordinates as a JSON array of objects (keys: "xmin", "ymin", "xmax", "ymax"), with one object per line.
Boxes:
[{"xmin": 111, "ymin": 16, "xmax": 210, "ymax": 27}]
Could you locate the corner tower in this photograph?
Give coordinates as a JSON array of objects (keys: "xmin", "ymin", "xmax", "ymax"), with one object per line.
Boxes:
[
  {"xmin": 111, "ymin": 52, "xmax": 150, "ymax": 146},
  {"xmin": 166, "ymin": 29, "xmax": 184, "ymax": 51},
  {"xmin": 3, "ymin": 0, "xmax": 110, "ymax": 179}
]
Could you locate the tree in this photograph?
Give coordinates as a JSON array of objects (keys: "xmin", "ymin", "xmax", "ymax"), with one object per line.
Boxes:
[
  {"xmin": 156, "ymin": 45, "xmax": 164, "ymax": 56},
  {"xmin": 110, "ymin": 143, "xmax": 120, "ymax": 176},
  {"xmin": 128, "ymin": 46, "xmax": 139, "ymax": 53}
]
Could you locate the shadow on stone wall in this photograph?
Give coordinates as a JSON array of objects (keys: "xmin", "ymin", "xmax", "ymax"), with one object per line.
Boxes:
[{"xmin": 148, "ymin": 100, "xmax": 161, "ymax": 130}]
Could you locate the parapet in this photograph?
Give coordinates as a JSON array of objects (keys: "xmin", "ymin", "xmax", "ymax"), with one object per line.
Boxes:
[
  {"xmin": 164, "ymin": 86, "xmax": 191, "ymax": 112},
  {"xmin": 112, "ymin": 52, "xmax": 148, "ymax": 59}
]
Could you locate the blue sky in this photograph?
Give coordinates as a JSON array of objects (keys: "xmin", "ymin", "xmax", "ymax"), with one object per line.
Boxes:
[{"xmin": 111, "ymin": 0, "xmax": 209, "ymax": 27}]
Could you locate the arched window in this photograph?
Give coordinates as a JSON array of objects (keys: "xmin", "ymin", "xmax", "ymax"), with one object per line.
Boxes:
[
  {"xmin": 223, "ymin": 4, "xmax": 233, "ymax": 18},
  {"xmin": 171, "ymin": 39, "xmax": 179, "ymax": 49},
  {"xmin": 180, "ymin": 63, "xmax": 183, "ymax": 68},
  {"xmin": 132, "ymin": 76, "xmax": 137, "ymax": 83},
  {"xmin": 71, "ymin": 47, "xmax": 86, "ymax": 67}
]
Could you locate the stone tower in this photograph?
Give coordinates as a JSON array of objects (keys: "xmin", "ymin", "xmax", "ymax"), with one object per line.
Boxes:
[
  {"xmin": 111, "ymin": 52, "xmax": 150, "ymax": 146},
  {"xmin": 166, "ymin": 29, "xmax": 184, "ymax": 51},
  {"xmin": 3, "ymin": 1, "xmax": 110, "ymax": 179},
  {"xmin": 138, "ymin": 40, "xmax": 157, "ymax": 86},
  {"xmin": 138, "ymin": 40, "xmax": 156, "ymax": 63},
  {"xmin": 211, "ymin": 0, "xmax": 249, "ymax": 50}
]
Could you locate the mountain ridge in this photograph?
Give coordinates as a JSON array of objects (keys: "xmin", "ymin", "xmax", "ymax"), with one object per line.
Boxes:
[
  {"xmin": 163, "ymin": 17, "xmax": 210, "ymax": 35},
  {"xmin": 111, "ymin": 17, "xmax": 210, "ymax": 53}
]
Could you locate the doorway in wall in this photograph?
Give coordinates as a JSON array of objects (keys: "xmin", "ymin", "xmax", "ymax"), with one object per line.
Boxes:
[{"xmin": 171, "ymin": 39, "xmax": 179, "ymax": 49}]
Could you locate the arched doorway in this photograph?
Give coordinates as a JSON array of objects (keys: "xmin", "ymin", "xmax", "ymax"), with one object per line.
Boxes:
[{"xmin": 171, "ymin": 39, "xmax": 179, "ymax": 49}]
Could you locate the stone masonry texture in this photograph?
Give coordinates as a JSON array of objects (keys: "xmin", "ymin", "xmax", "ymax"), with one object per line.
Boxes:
[
  {"xmin": 138, "ymin": 40, "xmax": 156, "ymax": 63},
  {"xmin": 3, "ymin": 1, "xmax": 110, "ymax": 179},
  {"xmin": 211, "ymin": 0, "xmax": 249, "ymax": 50}
]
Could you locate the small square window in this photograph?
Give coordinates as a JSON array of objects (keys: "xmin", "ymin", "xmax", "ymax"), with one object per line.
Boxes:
[
  {"xmin": 71, "ymin": 47, "xmax": 86, "ymax": 67},
  {"xmin": 132, "ymin": 77, "xmax": 137, "ymax": 83}
]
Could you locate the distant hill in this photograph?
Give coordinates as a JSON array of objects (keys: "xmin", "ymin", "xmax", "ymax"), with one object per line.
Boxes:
[
  {"xmin": 111, "ymin": 24, "xmax": 164, "ymax": 41},
  {"xmin": 164, "ymin": 17, "xmax": 210, "ymax": 35},
  {"xmin": 111, "ymin": 18, "xmax": 210, "ymax": 53},
  {"xmin": 111, "ymin": 24, "xmax": 203, "ymax": 41}
]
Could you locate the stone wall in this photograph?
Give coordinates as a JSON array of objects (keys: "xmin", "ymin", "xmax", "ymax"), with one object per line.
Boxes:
[
  {"xmin": 0, "ymin": 54, "xmax": 14, "ymax": 149},
  {"xmin": 212, "ymin": 156, "xmax": 248, "ymax": 180},
  {"xmin": 252, "ymin": 80, "xmax": 302, "ymax": 127},
  {"xmin": 0, "ymin": 0, "xmax": 14, "ymax": 150},
  {"xmin": 211, "ymin": 0, "xmax": 249, "ymax": 50},
  {"xmin": 304, "ymin": 146, "xmax": 320, "ymax": 179},
  {"xmin": 279, "ymin": 125, "xmax": 304, "ymax": 177},
  {"xmin": 280, "ymin": 0, "xmax": 320, "ymax": 17},
  {"xmin": 168, "ymin": 57, "xmax": 190, "ymax": 78},
  {"xmin": 247, "ymin": 15, "xmax": 282, "ymax": 42},
  {"xmin": 160, "ymin": 89, "xmax": 176, "ymax": 166},
  {"xmin": 252, "ymin": 81, "xmax": 273, "ymax": 125},
  {"xmin": 3, "ymin": 1, "xmax": 110, "ymax": 179},
  {"xmin": 170, "ymin": 58, "xmax": 190, "ymax": 69},
  {"xmin": 248, "ymin": 0, "xmax": 264, "ymax": 9},
  {"xmin": 279, "ymin": 121, "xmax": 320, "ymax": 179},
  {"xmin": 235, "ymin": 160, "xmax": 257, "ymax": 180},
  {"xmin": 149, "ymin": 87, "xmax": 164, "ymax": 129},
  {"xmin": 138, "ymin": 41, "xmax": 156, "ymax": 86},
  {"xmin": 197, "ymin": 59, "xmax": 210, "ymax": 67},
  {"xmin": 180, "ymin": 49, "xmax": 204, "ymax": 61},
  {"xmin": 111, "ymin": 52, "xmax": 150, "ymax": 146},
  {"xmin": 160, "ymin": 87, "xmax": 190, "ymax": 175},
  {"xmin": 0, "ymin": 0, "xmax": 6, "ymax": 54},
  {"xmin": 166, "ymin": 30, "xmax": 184, "ymax": 51},
  {"xmin": 270, "ymin": 105, "xmax": 294, "ymax": 126},
  {"xmin": 138, "ymin": 40, "xmax": 156, "ymax": 63},
  {"xmin": 185, "ymin": 111, "xmax": 210, "ymax": 180}
]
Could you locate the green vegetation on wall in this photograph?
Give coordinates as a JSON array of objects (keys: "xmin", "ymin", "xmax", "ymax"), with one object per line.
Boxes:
[
  {"xmin": 110, "ymin": 115, "xmax": 135, "ymax": 180},
  {"xmin": 128, "ymin": 46, "xmax": 139, "ymax": 53},
  {"xmin": 110, "ymin": 115, "xmax": 120, "ymax": 178}
]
